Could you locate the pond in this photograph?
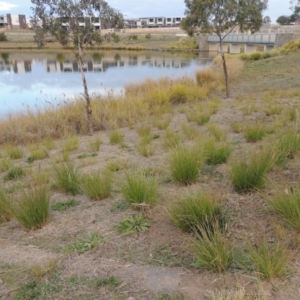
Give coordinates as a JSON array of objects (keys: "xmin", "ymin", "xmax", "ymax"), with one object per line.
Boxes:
[{"xmin": 0, "ymin": 51, "xmax": 212, "ymax": 117}]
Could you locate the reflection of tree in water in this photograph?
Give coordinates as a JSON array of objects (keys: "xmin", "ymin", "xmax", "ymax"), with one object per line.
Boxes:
[
  {"xmin": 114, "ymin": 53, "xmax": 121, "ymax": 61},
  {"xmin": 1, "ymin": 53, "xmax": 9, "ymax": 64},
  {"xmin": 92, "ymin": 52, "xmax": 104, "ymax": 62},
  {"xmin": 56, "ymin": 53, "xmax": 66, "ymax": 63}
]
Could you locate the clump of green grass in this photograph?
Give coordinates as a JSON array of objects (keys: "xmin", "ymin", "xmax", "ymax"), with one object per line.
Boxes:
[
  {"xmin": 53, "ymin": 163, "xmax": 81, "ymax": 195},
  {"xmin": 248, "ymin": 240, "xmax": 289, "ymax": 280},
  {"xmin": 66, "ymin": 232, "xmax": 103, "ymax": 254},
  {"xmin": 117, "ymin": 213, "xmax": 151, "ymax": 235},
  {"xmin": 4, "ymin": 166, "xmax": 25, "ymax": 181},
  {"xmin": 273, "ymin": 130, "xmax": 300, "ymax": 166},
  {"xmin": 169, "ymin": 84, "xmax": 189, "ymax": 104},
  {"xmin": 12, "ymin": 185, "xmax": 50, "ymax": 230},
  {"xmin": 89, "ymin": 135, "xmax": 101, "ymax": 152},
  {"xmin": 207, "ymin": 124, "xmax": 227, "ymax": 142},
  {"xmin": 263, "ymin": 105, "xmax": 283, "ymax": 116},
  {"xmin": 153, "ymin": 116, "xmax": 172, "ymax": 130},
  {"xmin": 109, "ymin": 200, "xmax": 129, "ymax": 213},
  {"xmin": 230, "ymin": 151, "xmax": 272, "ymax": 193},
  {"xmin": 82, "ymin": 171, "xmax": 112, "ymax": 200},
  {"xmin": 6, "ymin": 145, "xmax": 24, "ymax": 160},
  {"xmin": 204, "ymin": 140, "xmax": 232, "ymax": 165},
  {"xmin": 267, "ymin": 187, "xmax": 300, "ymax": 230},
  {"xmin": 187, "ymin": 111, "xmax": 210, "ymax": 126},
  {"xmin": 109, "ymin": 130, "xmax": 124, "ymax": 145},
  {"xmin": 106, "ymin": 159, "xmax": 128, "ymax": 172},
  {"xmin": 163, "ymin": 129, "xmax": 181, "ymax": 150},
  {"xmin": 192, "ymin": 226, "xmax": 233, "ymax": 273},
  {"xmin": 243, "ymin": 124, "xmax": 266, "ymax": 143},
  {"xmin": 0, "ymin": 187, "xmax": 12, "ymax": 223},
  {"xmin": 136, "ymin": 136, "xmax": 155, "ymax": 157},
  {"xmin": 43, "ymin": 138, "xmax": 56, "ymax": 151},
  {"xmin": 63, "ymin": 135, "xmax": 79, "ymax": 152},
  {"xmin": 122, "ymin": 172, "xmax": 158, "ymax": 208},
  {"xmin": 77, "ymin": 152, "xmax": 97, "ymax": 159},
  {"xmin": 170, "ymin": 191, "xmax": 226, "ymax": 234},
  {"xmin": 169, "ymin": 144, "xmax": 203, "ymax": 185},
  {"xmin": 27, "ymin": 148, "xmax": 48, "ymax": 163},
  {"xmin": 52, "ymin": 199, "xmax": 80, "ymax": 211},
  {"xmin": 136, "ymin": 124, "xmax": 151, "ymax": 137}
]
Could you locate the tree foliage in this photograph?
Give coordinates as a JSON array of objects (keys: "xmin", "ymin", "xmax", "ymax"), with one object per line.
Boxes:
[{"xmin": 182, "ymin": 0, "xmax": 268, "ymax": 98}]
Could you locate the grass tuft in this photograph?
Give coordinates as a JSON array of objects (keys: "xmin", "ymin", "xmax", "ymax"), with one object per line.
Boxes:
[
  {"xmin": 12, "ymin": 185, "xmax": 50, "ymax": 230},
  {"xmin": 0, "ymin": 187, "xmax": 12, "ymax": 223},
  {"xmin": 109, "ymin": 130, "xmax": 124, "ymax": 145},
  {"xmin": 82, "ymin": 171, "xmax": 113, "ymax": 200},
  {"xmin": 169, "ymin": 144, "xmax": 203, "ymax": 185},
  {"xmin": 204, "ymin": 139, "xmax": 232, "ymax": 165},
  {"xmin": 170, "ymin": 191, "xmax": 226, "ymax": 234},
  {"xmin": 53, "ymin": 163, "xmax": 81, "ymax": 195},
  {"xmin": 243, "ymin": 124, "xmax": 266, "ymax": 143},
  {"xmin": 6, "ymin": 145, "xmax": 24, "ymax": 160},
  {"xmin": 4, "ymin": 166, "xmax": 25, "ymax": 181},
  {"xmin": 52, "ymin": 198, "xmax": 80, "ymax": 211},
  {"xmin": 122, "ymin": 172, "xmax": 158, "ymax": 208},
  {"xmin": 89, "ymin": 135, "xmax": 101, "ymax": 152}
]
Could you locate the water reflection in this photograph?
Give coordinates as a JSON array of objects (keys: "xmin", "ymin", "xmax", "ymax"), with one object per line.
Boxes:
[{"xmin": 0, "ymin": 51, "xmax": 212, "ymax": 117}]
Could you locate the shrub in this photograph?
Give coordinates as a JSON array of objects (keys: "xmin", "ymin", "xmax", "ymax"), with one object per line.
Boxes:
[
  {"xmin": 4, "ymin": 166, "xmax": 24, "ymax": 181},
  {"xmin": 53, "ymin": 163, "xmax": 81, "ymax": 195},
  {"xmin": 170, "ymin": 191, "xmax": 226, "ymax": 234},
  {"xmin": 268, "ymin": 188, "xmax": 300, "ymax": 230},
  {"xmin": 248, "ymin": 240, "xmax": 289, "ymax": 279},
  {"xmin": 230, "ymin": 152, "xmax": 272, "ymax": 192},
  {"xmin": 12, "ymin": 185, "xmax": 50, "ymax": 230},
  {"xmin": 243, "ymin": 124, "xmax": 266, "ymax": 143},
  {"xmin": 117, "ymin": 214, "xmax": 151, "ymax": 235},
  {"xmin": 82, "ymin": 171, "xmax": 112, "ymax": 200},
  {"xmin": 204, "ymin": 140, "xmax": 231, "ymax": 165},
  {"xmin": 122, "ymin": 172, "xmax": 158, "ymax": 208},
  {"xmin": 192, "ymin": 226, "xmax": 233, "ymax": 273},
  {"xmin": 169, "ymin": 145, "xmax": 203, "ymax": 185},
  {"xmin": 0, "ymin": 187, "xmax": 12, "ymax": 223}
]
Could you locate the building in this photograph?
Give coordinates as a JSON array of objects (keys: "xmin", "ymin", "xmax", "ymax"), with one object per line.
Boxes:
[
  {"xmin": 124, "ymin": 16, "xmax": 184, "ymax": 28},
  {"xmin": 0, "ymin": 14, "xmax": 27, "ymax": 29}
]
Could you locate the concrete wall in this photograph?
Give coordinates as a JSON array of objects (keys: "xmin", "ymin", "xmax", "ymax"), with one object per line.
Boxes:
[
  {"xmin": 101, "ymin": 27, "xmax": 184, "ymax": 34},
  {"xmin": 274, "ymin": 33, "xmax": 297, "ymax": 47}
]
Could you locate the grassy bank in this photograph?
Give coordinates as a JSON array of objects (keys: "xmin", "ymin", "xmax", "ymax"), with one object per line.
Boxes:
[{"xmin": 1, "ymin": 44, "xmax": 300, "ymax": 299}]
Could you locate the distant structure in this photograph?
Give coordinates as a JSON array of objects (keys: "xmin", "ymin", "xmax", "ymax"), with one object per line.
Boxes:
[
  {"xmin": 0, "ymin": 14, "xmax": 27, "ymax": 29},
  {"xmin": 124, "ymin": 17, "xmax": 184, "ymax": 28}
]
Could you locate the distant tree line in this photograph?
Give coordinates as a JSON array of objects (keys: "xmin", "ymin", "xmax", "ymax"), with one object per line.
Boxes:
[{"xmin": 276, "ymin": 0, "xmax": 300, "ymax": 25}]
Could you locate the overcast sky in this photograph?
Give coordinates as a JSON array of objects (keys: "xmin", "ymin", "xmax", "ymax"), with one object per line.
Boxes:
[{"xmin": 0, "ymin": 0, "xmax": 292, "ymax": 24}]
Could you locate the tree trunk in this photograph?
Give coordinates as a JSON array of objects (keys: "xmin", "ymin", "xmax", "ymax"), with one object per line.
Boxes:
[
  {"xmin": 78, "ymin": 38, "xmax": 93, "ymax": 135},
  {"xmin": 219, "ymin": 41, "xmax": 229, "ymax": 98}
]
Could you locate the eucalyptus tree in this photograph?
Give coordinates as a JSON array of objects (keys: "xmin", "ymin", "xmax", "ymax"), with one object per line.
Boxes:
[
  {"xmin": 182, "ymin": 0, "xmax": 268, "ymax": 98},
  {"xmin": 30, "ymin": 0, "xmax": 123, "ymax": 135}
]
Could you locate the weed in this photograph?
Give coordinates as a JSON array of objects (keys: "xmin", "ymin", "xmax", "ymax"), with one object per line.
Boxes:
[
  {"xmin": 204, "ymin": 140, "xmax": 232, "ymax": 165},
  {"xmin": 52, "ymin": 199, "xmax": 80, "ymax": 211},
  {"xmin": 4, "ymin": 166, "xmax": 24, "ymax": 181},
  {"xmin": 89, "ymin": 136, "xmax": 101, "ymax": 152},
  {"xmin": 12, "ymin": 185, "xmax": 50, "ymax": 230},
  {"xmin": 230, "ymin": 151, "xmax": 272, "ymax": 192},
  {"xmin": 169, "ymin": 144, "xmax": 203, "ymax": 185},
  {"xmin": 95, "ymin": 276, "xmax": 121, "ymax": 290},
  {"xmin": 62, "ymin": 135, "xmax": 79, "ymax": 152},
  {"xmin": 82, "ymin": 171, "xmax": 112, "ymax": 200},
  {"xmin": 244, "ymin": 124, "xmax": 266, "ymax": 142},
  {"xmin": 0, "ymin": 187, "xmax": 12, "ymax": 223},
  {"xmin": 6, "ymin": 145, "xmax": 24, "ymax": 160},
  {"xmin": 170, "ymin": 191, "xmax": 226, "ymax": 234},
  {"xmin": 109, "ymin": 130, "xmax": 124, "ymax": 145},
  {"xmin": 117, "ymin": 213, "xmax": 151, "ymax": 235},
  {"xmin": 268, "ymin": 187, "xmax": 300, "ymax": 230},
  {"xmin": 192, "ymin": 226, "xmax": 233, "ymax": 273},
  {"xmin": 122, "ymin": 172, "xmax": 158, "ymax": 208},
  {"xmin": 53, "ymin": 163, "xmax": 81, "ymax": 195},
  {"xmin": 109, "ymin": 200, "xmax": 129, "ymax": 213},
  {"xmin": 66, "ymin": 232, "xmax": 104, "ymax": 254}
]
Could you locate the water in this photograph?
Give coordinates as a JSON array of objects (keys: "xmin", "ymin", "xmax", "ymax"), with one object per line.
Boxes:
[{"xmin": 0, "ymin": 51, "xmax": 212, "ymax": 117}]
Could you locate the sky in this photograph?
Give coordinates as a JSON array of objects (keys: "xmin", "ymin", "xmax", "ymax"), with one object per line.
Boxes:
[{"xmin": 0, "ymin": 0, "xmax": 293, "ymax": 24}]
